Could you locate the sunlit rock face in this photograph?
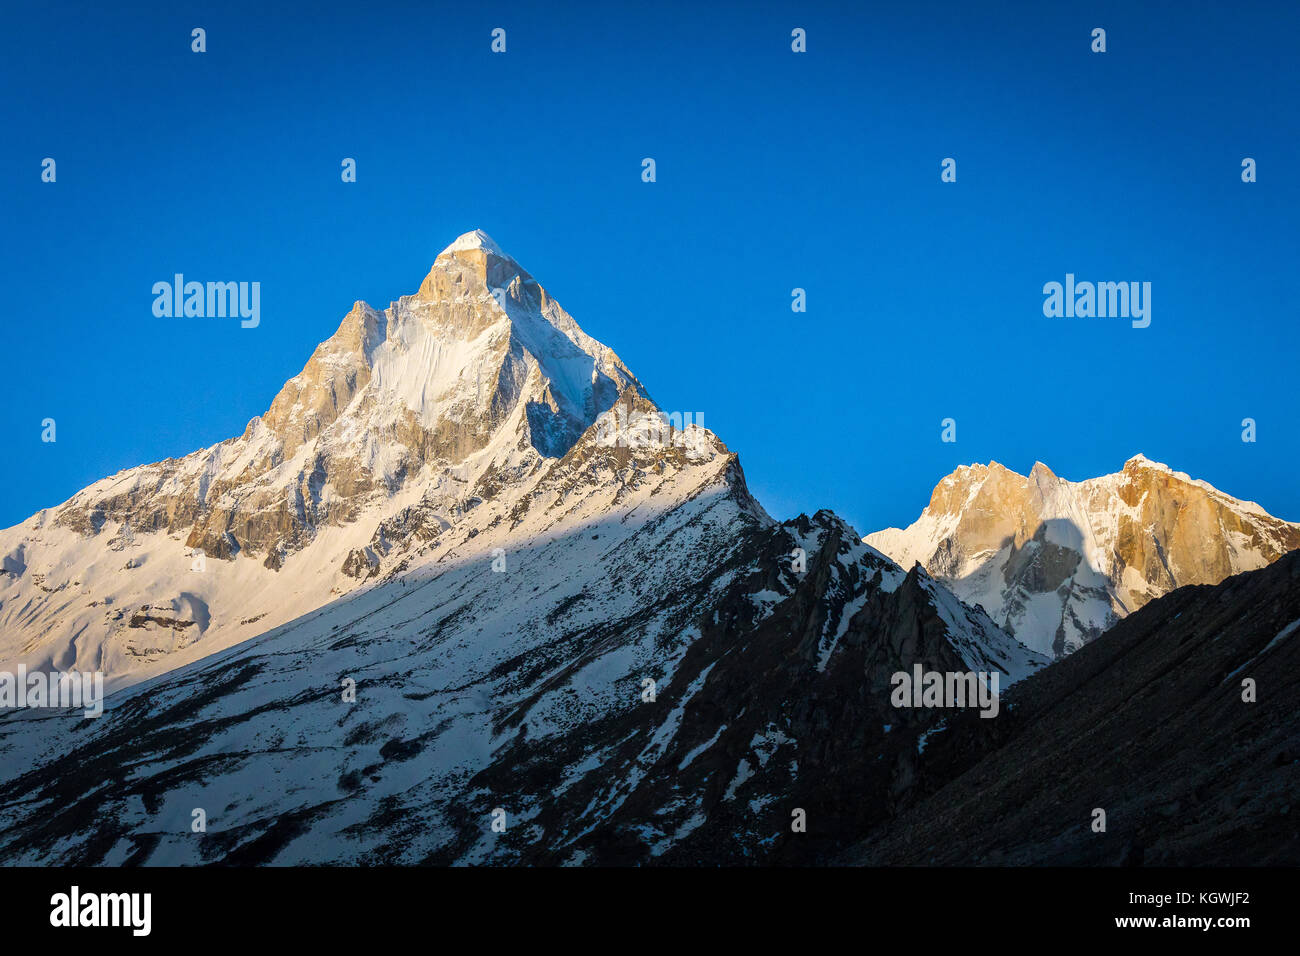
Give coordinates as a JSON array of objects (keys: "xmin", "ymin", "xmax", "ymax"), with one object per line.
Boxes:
[
  {"xmin": 867, "ymin": 455, "xmax": 1300, "ymax": 657},
  {"xmin": 0, "ymin": 230, "xmax": 653, "ymax": 685}
]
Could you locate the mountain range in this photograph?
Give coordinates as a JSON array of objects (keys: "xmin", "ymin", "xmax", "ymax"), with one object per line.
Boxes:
[{"xmin": 0, "ymin": 230, "xmax": 1294, "ymax": 865}]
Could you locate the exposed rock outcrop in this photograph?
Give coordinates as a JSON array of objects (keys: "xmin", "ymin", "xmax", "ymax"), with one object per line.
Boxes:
[{"xmin": 867, "ymin": 455, "xmax": 1300, "ymax": 656}]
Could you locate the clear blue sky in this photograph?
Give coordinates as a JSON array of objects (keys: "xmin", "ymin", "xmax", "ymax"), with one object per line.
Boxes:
[{"xmin": 2, "ymin": 0, "xmax": 1297, "ymax": 537}]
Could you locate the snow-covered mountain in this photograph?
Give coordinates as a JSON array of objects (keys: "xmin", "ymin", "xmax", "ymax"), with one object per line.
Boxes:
[
  {"xmin": 0, "ymin": 229, "xmax": 651, "ymax": 689},
  {"xmin": 865, "ymin": 456, "xmax": 1300, "ymax": 658},
  {"xmin": 0, "ymin": 230, "xmax": 1045, "ymax": 865}
]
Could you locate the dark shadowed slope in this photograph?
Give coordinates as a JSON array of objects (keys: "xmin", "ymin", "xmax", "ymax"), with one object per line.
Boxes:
[{"xmin": 846, "ymin": 549, "xmax": 1300, "ymax": 866}]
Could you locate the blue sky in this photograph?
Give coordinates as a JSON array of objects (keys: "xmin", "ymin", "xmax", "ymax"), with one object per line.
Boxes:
[{"xmin": 2, "ymin": 0, "xmax": 1297, "ymax": 536}]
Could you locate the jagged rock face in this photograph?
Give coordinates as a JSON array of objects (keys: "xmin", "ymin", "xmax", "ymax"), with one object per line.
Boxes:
[
  {"xmin": 866, "ymin": 456, "xmax": 1300, "ymax": 658},
  {"xmin": 0, "ymin": 231, "xmax": 655, "ymax": 686},
  {"xmin": 50, "ymin": 231, "xmax": 643, "ymax": 564},
  {"xmin": 443, "ymin": 514, "xmax": 1044, "ymax": 866}
]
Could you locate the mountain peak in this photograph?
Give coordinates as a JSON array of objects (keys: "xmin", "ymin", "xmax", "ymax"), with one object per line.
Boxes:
[
  {"xmin": 866, "ymin": 455, "xmax": 1300, "ymax": 659},
  {"xmin": 5, "ymin": 231, "xmax": 727, "ymax": 693},
  {"xmin": 1123, "ymin": 452, "xmax": 1176, "ymax": 475},
  {"xmin": 437, "ymin": 229, "xmax": 509, "ymax": 260}
]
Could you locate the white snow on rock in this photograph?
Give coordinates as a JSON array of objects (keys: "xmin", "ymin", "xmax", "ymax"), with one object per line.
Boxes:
[
  {"xmin": 438, "ymin": 228, "xmax": 509, "ymax": 259},
  {"xmin": 0, "ymin": 229, "xmax": 657, "ymax": 690},
  {"xmin": 866, "ymin": 456, "xmax": 1300, "ymax": 658}
]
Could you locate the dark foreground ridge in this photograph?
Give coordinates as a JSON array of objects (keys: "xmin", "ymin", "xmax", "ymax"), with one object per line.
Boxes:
[{"xmin": 844, "ymin": 548, "xmax": 1300, "ymax": 866}]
